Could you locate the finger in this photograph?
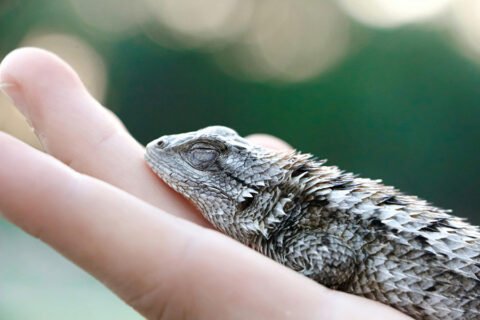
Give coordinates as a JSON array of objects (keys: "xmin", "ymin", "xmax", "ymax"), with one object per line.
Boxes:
[
  {"xmin": 246, "ymin": 133, "xmax": 293, "ymax": 151},
  {"xmin": 0, "ymin": 48, "xmax": 206, "ymax": 226},
  {"xmin": 0, "ymin": 133, "xmax": 410, "ymax": 320}
]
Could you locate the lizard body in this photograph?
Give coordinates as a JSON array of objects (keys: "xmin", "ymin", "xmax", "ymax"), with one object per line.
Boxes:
[{"xmin": 145, "ymin": 126, "xmax": 480, "ymax": 320}]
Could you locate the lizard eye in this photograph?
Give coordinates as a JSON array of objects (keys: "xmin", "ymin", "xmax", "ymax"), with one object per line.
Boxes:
[{"xmin": 187, "ymin": 144, "xmax": 220, "ymax": 170}]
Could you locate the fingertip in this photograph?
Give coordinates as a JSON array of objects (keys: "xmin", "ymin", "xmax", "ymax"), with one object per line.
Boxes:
[
  {"xmin": 246, "ymin": 134, "xmax": 293, "ymax": 151},
  {"xmin": 0, "ymin": 47, "xmax": 86, "ymax": 118},
  {"xmin": 0, "ymin": 47, "xmax": 82, "ymax": 87}
]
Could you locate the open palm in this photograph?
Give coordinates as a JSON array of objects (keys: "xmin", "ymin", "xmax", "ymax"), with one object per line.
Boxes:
[{"xmin": 0, "ymin": 48, "xmax": 410, "ymax": 320}]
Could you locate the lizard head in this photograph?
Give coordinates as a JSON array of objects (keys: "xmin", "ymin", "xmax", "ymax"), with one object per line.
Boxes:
[{"xmin": 145, "ymin": 126, "xmax": 293, "ymax": 238}]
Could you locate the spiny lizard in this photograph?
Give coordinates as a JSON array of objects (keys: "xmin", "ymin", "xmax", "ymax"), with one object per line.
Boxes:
[{"xmin": 145, "ymin": 126, "xmax": 480, "ymax": 320}]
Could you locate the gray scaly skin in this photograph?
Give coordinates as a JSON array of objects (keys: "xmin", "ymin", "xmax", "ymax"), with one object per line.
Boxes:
[{"xmin": 145, "ymin": 126, "xmax": 480, "ymax": 320}]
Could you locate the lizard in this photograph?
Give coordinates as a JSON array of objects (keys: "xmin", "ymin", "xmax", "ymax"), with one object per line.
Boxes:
[{"xmin": 144, "ymin": 125, "xmax": 480, "ymax": 320}]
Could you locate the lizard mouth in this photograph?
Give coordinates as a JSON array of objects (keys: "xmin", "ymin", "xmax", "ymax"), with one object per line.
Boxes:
[
  {"xmin": 144, "ymin": 147, "xmax": 182, "ymax": 188},
  {"xmin": 145, "ymin": 148, "xmax": 167, "ymax": 176}
]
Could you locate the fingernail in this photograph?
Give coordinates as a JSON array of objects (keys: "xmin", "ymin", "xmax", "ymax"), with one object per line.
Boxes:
[
  {"xmin": 0, "ymin": 81, "xmax": 29, "ymax": 117},
  {"xmin": 0, "ymin": 81, "xmax": 15, "ymax": 100},
  {"xmin": 0, "ymin": 82, "xmax": 14, "ymax": 90},
  {"xmin": 0, "ymin": 82, "xmax": 13, "ymax": 103},
  {"xmin": 0, "ymin": 82, "xmax": 15, "ymax": 105}
]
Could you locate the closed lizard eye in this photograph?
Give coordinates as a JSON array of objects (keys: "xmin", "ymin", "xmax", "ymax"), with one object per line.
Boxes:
[
  {"xmin": 192, "ymin": 148, "xmax": 218, "ymax": 162},
  {"xmin": 186, "ymin": 144, "xmax": 220, "ymax": 170}
]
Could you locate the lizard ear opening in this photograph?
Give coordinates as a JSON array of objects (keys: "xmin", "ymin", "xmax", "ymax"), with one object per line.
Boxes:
[
  {"xmin": 237, "ymin": 196, "xmax": 254, "ymax": 211},
  {"xmin": 236, "ymin": 187, "xmax": 258, "ymax": 211}
]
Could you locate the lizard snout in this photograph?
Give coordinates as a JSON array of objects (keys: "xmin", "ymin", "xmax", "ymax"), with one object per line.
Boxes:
[{"xmin": 146, "ymin": 137, "xmax": 168, "ymax": 152}]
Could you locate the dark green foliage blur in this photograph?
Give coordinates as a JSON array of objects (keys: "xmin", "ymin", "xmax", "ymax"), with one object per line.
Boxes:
[{"xmin": 1, "ymin": 0, "xmax": 479, "ymax": 225}]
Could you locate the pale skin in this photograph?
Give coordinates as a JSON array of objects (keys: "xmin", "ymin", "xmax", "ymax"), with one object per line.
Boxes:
[{"xmin": 0, "ymin": 48, "xmax": 411, "ymax": 320}]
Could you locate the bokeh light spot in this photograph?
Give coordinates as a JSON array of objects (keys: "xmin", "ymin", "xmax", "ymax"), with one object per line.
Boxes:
[
  {"xmin": 147, "ymin": 0, "xmax": 253, "ymax": 46},
  {"xmin": 450, "ymin": 0, "xmax": 480, "ymax": 64},
  {"xmin": 338, "ymin": 0, "xmax": 453, "ymax": 28},
  {"xmin": 217, "ymin": 0, "xmax": 350, "ymax": 83},
  {"xmin": 69, "ymin": 0, "xmax": 150, "ymax": 36}
]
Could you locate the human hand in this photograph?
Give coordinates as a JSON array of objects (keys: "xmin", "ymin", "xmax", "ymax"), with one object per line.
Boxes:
[{"xmin": 0, "ymin": 48, "xmax": 411, "ymax": 319}]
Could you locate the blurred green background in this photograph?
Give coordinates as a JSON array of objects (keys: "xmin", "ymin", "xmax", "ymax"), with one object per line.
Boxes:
[{"xmin": 0, "ymin": 0, "xmax": 479, "ymax": 318}]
